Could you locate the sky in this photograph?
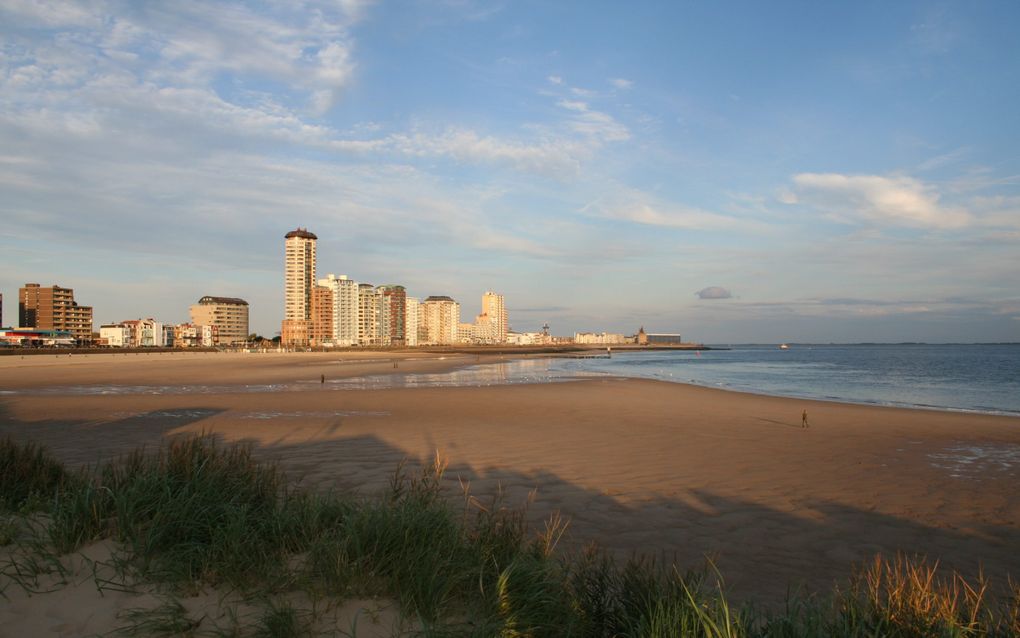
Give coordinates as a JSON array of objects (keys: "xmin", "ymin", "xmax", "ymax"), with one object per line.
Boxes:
[{"xmin": 1, "ymin": 1, "xmax": 1018, "ymax": 343}]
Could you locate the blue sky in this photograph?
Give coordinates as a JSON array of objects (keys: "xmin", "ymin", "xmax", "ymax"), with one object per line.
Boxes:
[{"xmin": 1, "ymin": 1, "xmax": 1018, "ymax": 342}]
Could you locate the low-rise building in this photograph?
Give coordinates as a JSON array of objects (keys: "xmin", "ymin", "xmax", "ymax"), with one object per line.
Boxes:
[
  {"xmin": 574, "ymin": 332, "xmax": 629, "ymax": 345},
  {"xmin": 99, "ymin": 324, "xmax": 132, "ymax": 347},
  {"xmin": 173, "ymin": 323, "xmax": 217, "ymax": 347},
  {"xmin": 635, "ymin": 327, "xmax": 683, "ymax": 345}
]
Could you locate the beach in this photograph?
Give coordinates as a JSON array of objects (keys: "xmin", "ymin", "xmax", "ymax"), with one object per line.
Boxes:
[{"xmin": 2, "ymin": 350, "xmax": 1019, "ymax": 632}]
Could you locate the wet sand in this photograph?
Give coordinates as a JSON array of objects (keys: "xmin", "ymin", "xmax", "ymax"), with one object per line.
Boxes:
[{"xmin": 1, "ymin": 351, "xmax": 1019, "ymax": 632}]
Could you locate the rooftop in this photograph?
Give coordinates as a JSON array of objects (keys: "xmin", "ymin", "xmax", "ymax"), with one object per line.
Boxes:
[
  {"xmin": 284, "ymin": 228, "xmax": 317, "ymax": 240},
  {"xmin": 197, "ymin": 296, "xmax": 249, "ymax": 306}
]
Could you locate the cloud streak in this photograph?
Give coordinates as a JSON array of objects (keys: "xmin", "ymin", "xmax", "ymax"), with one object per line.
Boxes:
[{"xmin": 792, "ymin": 173, "xmax": 971, "ymax": 229}]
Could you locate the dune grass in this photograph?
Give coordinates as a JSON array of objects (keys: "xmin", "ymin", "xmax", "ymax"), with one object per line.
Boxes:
[{"xmin": 1, "ymin": 435, "xmax": 1018, "ymax": 636}]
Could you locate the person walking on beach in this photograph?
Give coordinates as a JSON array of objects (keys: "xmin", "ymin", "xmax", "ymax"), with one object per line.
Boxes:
[
  {"xmin": 321, "ymin": 374, "xmax": 325, "ymax": 384},
  {"xmin": 801, "ymin": 409, "xmax": 809, "ymax": 428}
]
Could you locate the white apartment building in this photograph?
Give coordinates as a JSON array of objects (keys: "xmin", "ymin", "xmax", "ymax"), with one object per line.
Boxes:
[
  {"xmin": 357, "ymin": 283, "xmax": 380, "ymax": 345},
  {"xmin": 405, "ymin": 297, "xmax": 420, "ymax": 347},
  {"xmin": 100, "ymin": 324, "xmax": 131, "ymax": 347},
  {"xmin": 319, "ymin": 274, "xmax": 360, "ymax": 346}
]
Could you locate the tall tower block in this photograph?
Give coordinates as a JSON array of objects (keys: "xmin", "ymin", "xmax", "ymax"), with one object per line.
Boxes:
[{"xmin": 282, "ymin": 228, "xmax": 317, "ymax": 346}]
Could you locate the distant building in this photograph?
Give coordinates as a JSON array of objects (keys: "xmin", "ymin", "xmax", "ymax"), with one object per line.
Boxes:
[
  {"xmin": 282, "ymin": 228, "xmax": 317, "ymax": 347},
  {"xmin": 356, "ymin": 284, "xmax": 378, "ymax": 345},
  {"xmin": 0, "ymin": 328, "xmax": 75, "ymax": 347},
  {"xmin": 457, "ymin": 322, "xmax": 474, "ymax": 344},
  {"xmin": 99, "ymin": 323, "xmax": 131, "ymax": 347},
  {"xmin": 18, "ymin": 283, "xmax": 93, "ymax": 343},
  {"xmin": 421, "ymin": 296, "xmax": 460, "ymax": 345},
  {"xmin": 472, "ymin": 314, "xmax": 496, "ymax": 343},
  {"xmin": 319, "ymin": 274, "xmax": 360, "ymax": 347},
  {"xmin": 310, "ymin": 286, "xmax": 333, "ymax": 347},
  {"xmin": 377, "ymin": 285, "xmax": 407, "ymax": 346},
  {"xmin": 404, "ymin": 297, "xmax": 420, "ymax": 347},
  {"xmin": 118, "ymin": 318, "xmax": 168, "ymax": 347},
  {"xmin": 173, "ymin": 323, "xmax": 217, "ymax": 348},
  {"xmin": 574, "ymin": 332, "xmax": 628, "ymax": 345},
  {"xmin": 480, "ymin": 291, "xmax": 508, "ymax": 344},
  {"xmin": 636, "ymin": 327, "xmax": 683, "ymax": 345},
  {"xmin": 189, "ymin": 296, "xmax": 249, "ymax": 345},
  {"xmin": 506, "ymin": 331, "xmax": 542, "ymax": 346}
]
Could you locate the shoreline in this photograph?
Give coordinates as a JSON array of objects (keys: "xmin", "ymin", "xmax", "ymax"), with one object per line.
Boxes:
[{"xmin": 2, "ymin": 348, "xmax": 1017, "ymax": 419}]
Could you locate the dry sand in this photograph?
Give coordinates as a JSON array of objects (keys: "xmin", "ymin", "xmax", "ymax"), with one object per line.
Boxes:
[{"xmin": 1, "ymin": 350, "xmax": 1019, "ymax": 633}]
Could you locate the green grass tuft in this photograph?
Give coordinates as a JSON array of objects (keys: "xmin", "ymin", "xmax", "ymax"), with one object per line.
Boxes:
[{"xmin": 0, "ymin": 437, "xmax": 74, "ymax": 513}]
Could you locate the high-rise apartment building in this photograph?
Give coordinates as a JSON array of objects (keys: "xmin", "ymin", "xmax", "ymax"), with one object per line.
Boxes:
[
  {"xmin": 357, "ymin": 283, "xmax": 380, "ymax": 345},
  {"xmin": 480, "ymin": 291, "xmax": 508, "ymax": 344},
  {"xmin": 18, "ymin": 283, "xmax": 93, "ymax": 342},
  {"xmin": 310, "ymin": 285, "xmax": 334, "ymax": 347},
  {"xmin": 404, "ymin": 297, "xmax": 420, "ymax": 347},
  {"xmin": 376, "ymin": 285, "xmax": 407, "ymax": 346},
  {"xmin": 318, "ymin": 274, "xmax": 360, "ymax": 347},
  {"xmin": 282, "ymin": 228, "xmax": 317, "ymax": 346},
  {"xmin": 421, "ymin": 296, "xmax": 460, "ymax": 345},
  {"xmin": 189, "ymin": 296, "xmax": 249, "ymax": 345}
]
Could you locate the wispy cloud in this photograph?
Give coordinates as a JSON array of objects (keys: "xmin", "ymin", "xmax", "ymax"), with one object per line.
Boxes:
[
  {"xmin": 791, "ymin": 173, "xmax": 971, "ymax": 229},
  {"xmin": 609, "ymin": 77, "xmax": 633, "ymax": 90},
  {"xmin": 555, "ymin": 99, "xmax": 629, "ymax": 142},
  {"xmin": 581, "ymin": 198, "xmax": 741, "ymax": 231}
]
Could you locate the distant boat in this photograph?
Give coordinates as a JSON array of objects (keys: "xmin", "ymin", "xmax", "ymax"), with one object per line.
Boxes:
[{"xmin": 779, "ymin": 343, "xmax": 790, "ymax": 350}]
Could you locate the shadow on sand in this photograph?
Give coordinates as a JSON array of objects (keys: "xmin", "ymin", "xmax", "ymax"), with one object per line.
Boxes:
[{"xmin": 1, "ymin": 401, "xmax": 1018, "ymax": 608}]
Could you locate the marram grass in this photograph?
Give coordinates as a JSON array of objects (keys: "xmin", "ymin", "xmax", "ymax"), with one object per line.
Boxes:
[{"xmin": 1, "ymin": 435, "xmax": 1018, "ymax": 637}]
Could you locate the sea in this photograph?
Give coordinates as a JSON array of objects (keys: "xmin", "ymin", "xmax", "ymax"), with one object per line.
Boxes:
[
  {"xmin": 5, "ymin": 344, "xmax": 1018, "ymax": 417},
  {"xmin": 320, "ymin": 343, "xmax": 1019, "ymax": 417},
  {"xmin": 525, "ymin": 343, "xmax": 1020, "ymax": 417}
]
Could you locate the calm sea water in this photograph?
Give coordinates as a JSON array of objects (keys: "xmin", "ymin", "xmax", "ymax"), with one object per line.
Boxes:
[
  {"xmin": 6, "ymin": 344, "xmax": 1017, "ymax": 416},
  {"xmin": 520, "ymin": 344, "xmax": 1020, "ymax": 416}
]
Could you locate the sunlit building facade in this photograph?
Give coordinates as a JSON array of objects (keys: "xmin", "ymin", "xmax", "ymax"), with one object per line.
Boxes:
[
  {"xmin": 189, "ymin": 296, "xmax": 249, "ymax": 345},
  {"xmin": 319, "ymin": 274, "xmax": 360, "ymax": 347},
  {"xmin": 18, "ymin": 283, "xmax": 93, "ymax": 342},
  {"xmin": 282, "ymin": 228, "xmax": 317, "ymax": 346},
  {"xmin": 421, "ymin": 295, "xmax": 460, "ymax": 345}
]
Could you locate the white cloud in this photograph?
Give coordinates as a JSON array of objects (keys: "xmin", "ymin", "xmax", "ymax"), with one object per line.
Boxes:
[
  {"xmin": 2, "ymin": 1, "xmax": 362, "ymax": 114},
  {"xmin": 776, "ymin": 188, "xmax": 798, "ymax": 205},
  {"xmin": 610, "ymin": 77, "xmax": 633, "ymax": 90},
  {"xmin": 385, "ymin": 128, "xmax": 584, "ymax": 175},
  {"xmin": 792, "ymin": 173, "xmax": 971, "ymax": 229},
  {"xmin": 555, "ymin": 99, "xmax": 630, "ymax": 143},
  {"xmin": 582, "ymin": 198, "xmax": 741, "ymax": 231},
  {"xmin": 547, "ymin": 75, "xmax": 563, "ymax": 85},
  {"xmin": 556, "ymin": 99, "xmax": 588, "ymax": 112}
]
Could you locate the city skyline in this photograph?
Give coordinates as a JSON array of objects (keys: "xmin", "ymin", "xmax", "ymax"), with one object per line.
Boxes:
[{"xmin": 1, "ymin": 2, "xmax": 1018, "ymax": 342}]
